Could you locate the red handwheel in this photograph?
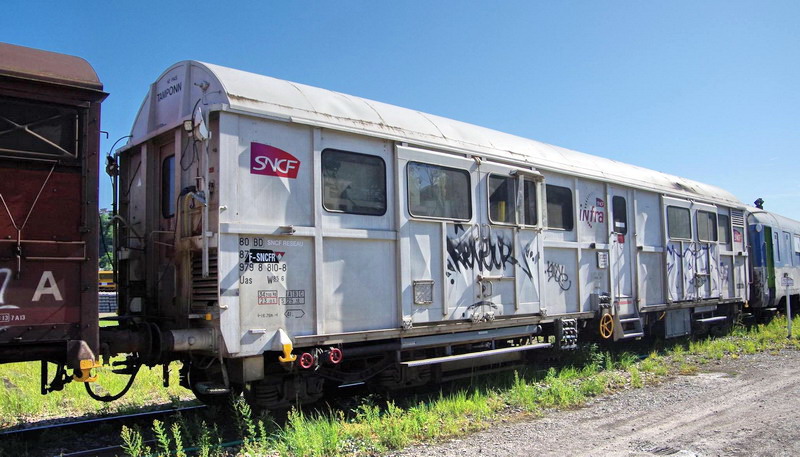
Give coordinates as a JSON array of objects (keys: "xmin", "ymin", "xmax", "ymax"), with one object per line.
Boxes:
[
  {"xmin": 298, "ymin": 352, "xmax": 315, "ymax": 369},
  {"xmin": 328, "ymin": 348, "xmax": 343, "ymax": 365}
]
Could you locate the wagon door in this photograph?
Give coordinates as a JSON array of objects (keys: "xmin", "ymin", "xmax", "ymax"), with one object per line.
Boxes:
[
  {"xmin": 664, "ymin": 198, "xmax": 693, "ymax": 301},
  {"xmin": 399, "ymin": 146, "xmax": 479, "ymax": 324},
  {"xmin": 694, "ymin": 205, "xmax": 721, "ymax": 300},
  {"xmin": 155, "ymin": 138, "xmax": 178, "ymax": 313},
  {"xmin": 608, "ymin": 186, "xmax": 636, "ymax": 315},
  {"xmin": 480, "ymin": 162, "xmax": 542, "ymax": 318},
  {"xmin": 664, "ymin": 198, "xmax": 720, "ymax": 302}
]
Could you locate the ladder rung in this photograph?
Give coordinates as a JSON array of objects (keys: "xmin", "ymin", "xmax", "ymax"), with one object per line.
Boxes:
[{"xmin": 619, "ymin": 332, "xmax": 644, "ymax": 339}]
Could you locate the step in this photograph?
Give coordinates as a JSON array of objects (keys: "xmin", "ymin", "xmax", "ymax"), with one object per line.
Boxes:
[
  {"xmin": 194, "ymin": 382, "xmax": 230, "ymax": 395},
  {"xmin": 401, "ymin": 343, "xmax": 553, "ymax": 368},
  {"xmin": 618, "ymin": 332, "xmax": 644, "ymax": 340},
  {"xmin": 619, "ymin": 317, "xmax": 642, "ymax": 324}
]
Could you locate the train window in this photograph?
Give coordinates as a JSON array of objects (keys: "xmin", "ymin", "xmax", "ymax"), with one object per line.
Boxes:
[
  {"xmin": 794, "ymin": 235, "xmax": 800, "ymax": 254},
  {"xmin": 0, "ymin": 96, "xmax": 80, "ymax": 161},
  {"xmin": 489, "ymin": 175, "xmax": 516, "ymax": 224},
  {"xmin": 774, "ymin": 232, "xmax": 781, "ymax": 262},
  {"xmin": 322, "ymin": 149, "xmax": 386, "ymax": 216},
  {"xmin": 523, "ymin": 179, "xmax": 538, "ymax": 225},
  {"xmin": 718, "ymin": 214, "xmax": 731, "ymax": 245},
  {"xmin": 546, "ymin": 184, "xmax": 573, "ymax": 231},
  {"xmin": 667, "ymin": 206, "xmax": 691, "ymax": 239},
  {"xmin": 161, "ymin": 155, "xmax": 175, "ymax": 218},
  {"xmin": 612, "ymin": 196, "xmax": 628, "ymax": 235},
  {"xmin": 784, "ymin": 232, "xmax": 791, "ymax": 263},
  {"xmin": 407, "ymin": 162, "xmax": 471, "ymax": 220},
  {"xmin": 697, "ymin": 211, "xmax": 718, "ymax": 242}
]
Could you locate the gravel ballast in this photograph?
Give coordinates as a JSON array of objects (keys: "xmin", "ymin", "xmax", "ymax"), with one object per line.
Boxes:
[{"xmin": 389, "ymin": 349, "xmax": 800, "ymax": 457}]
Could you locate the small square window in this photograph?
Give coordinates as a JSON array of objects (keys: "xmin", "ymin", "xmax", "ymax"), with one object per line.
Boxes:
[
  {"xmin": 408, "ymin": 162, "xmax": 471, "ymax": 220},
  {"xmin": 489, "ymin": 175, "xmax": 516, "ymax": 224},
  {"xmin": 322, "ymin": 149, "xmax": 386, "ymax": 216},
  {"xmin": 667, "ymin": 206, "xmax": 691, "ymax": 240},
  {"xmin": 546, "ymin": 184, "xmax": 573, "ymax": 231},
  {"xmin": 697, "ymin": 210, "xmax": 718, "ymax": 242}
]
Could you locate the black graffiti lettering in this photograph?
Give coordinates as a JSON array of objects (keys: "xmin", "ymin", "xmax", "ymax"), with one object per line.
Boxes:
[
  {"xmin": 446, "ymin": 233, "xmax": 534, "ymax": 281},
  {"xmin": 545, "ymin": 261, "xmax": 572, "ymax": 291}
]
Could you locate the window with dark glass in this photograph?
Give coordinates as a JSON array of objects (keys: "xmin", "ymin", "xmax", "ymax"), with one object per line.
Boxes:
[
  {"xmin": 667, "ymin": 206, "xmax": 691, "ymax": 239},
  {"xmin": 489, "ymin": 175, "xmax": 539, "ymax": 226},
  {"xmin": 161, "ymin": 155, "xmax": 175, "ymax": 218},
  {"xmin": 322, "ymin": 149, "xmax": 386, "ymax": 216},
  {"xmin": 407, "ymin": 162, "xmax": 471, "ymax": 220},
  {"xmin": 718, "ymin": 214, "xmax": 731, "ymax": 245},
  {"xmin": 523, "ymin": 179, "xmax": 538, "ymax": 225},
  {"xmin": 612, "ymin": 196, "xmax": 628, "ymax": 235},
  {"xmin": 546, "ymin": 184, "xmax": 573, "ymax": 230},
  {"xmin": 489, "ymin": 175, "xmax": 516, "ymax": 224},
  {"xmin": 697, "ymin": 210, "xmax": 718, "ymax": 242}
]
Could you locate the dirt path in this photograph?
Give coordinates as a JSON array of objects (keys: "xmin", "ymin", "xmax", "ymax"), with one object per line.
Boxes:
[{"xmin": 390, "ymin": 350, "xmax": 800, "ymax": 457}]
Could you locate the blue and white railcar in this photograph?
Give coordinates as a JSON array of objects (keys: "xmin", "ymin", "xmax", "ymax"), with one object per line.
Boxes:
[{"xmin": 747, "ymin": 208, "xmax": 800, "ymax": 314}]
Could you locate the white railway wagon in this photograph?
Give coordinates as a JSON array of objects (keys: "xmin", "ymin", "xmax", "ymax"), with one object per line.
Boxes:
[{"xmin": 117, "ymin": 61, "xmax": 749, "ymax": 407}]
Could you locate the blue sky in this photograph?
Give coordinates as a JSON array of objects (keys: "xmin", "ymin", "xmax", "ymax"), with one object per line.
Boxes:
[{"xmin": 4, "ymin": 1, "xmax": 799, "ymax": 218}]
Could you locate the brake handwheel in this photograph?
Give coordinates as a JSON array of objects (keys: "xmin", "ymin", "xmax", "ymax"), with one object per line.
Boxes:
[{"xmin": 599, "ymin": 313, "xmax": 614, "ymax": 339}]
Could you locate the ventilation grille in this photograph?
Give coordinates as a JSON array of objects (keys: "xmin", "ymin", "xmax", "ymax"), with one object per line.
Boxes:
[
  {"xmin": 731, "ymin": 210, "xmax": 745, "ymax": 227},
  {"xmin": 192, "ymin": 250, "xmax": 218, "ymax": 309}
]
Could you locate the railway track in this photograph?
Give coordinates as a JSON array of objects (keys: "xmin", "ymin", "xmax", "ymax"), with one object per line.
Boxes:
[
  {"xmin": 0, "ymin": 405, "xmax": 207, "ymax": 456},
  {"xmin": 0, "ymin": 339, "xmax": 702, "ymax": 456}
]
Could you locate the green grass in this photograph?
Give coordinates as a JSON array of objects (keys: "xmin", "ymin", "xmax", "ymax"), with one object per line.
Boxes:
[
  {"xmin": 112, "ymin": 317, "xmax": 800, "ymax": 457},
  {"xmin": 0, "ymin": 360, "xmax": 194, "ymax": 429},
  {"xmin": 8, "ymin": 316, "xmax": 800, "ymax": 457},
  {"xmin": 0, "ymin": 315, "xmax": 196, "ymax": 429}
]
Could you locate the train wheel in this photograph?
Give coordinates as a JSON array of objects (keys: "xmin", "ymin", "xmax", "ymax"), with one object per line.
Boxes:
[{"xmin": 599, "ymin": 313, "xmax": 614, "ymax": 339}]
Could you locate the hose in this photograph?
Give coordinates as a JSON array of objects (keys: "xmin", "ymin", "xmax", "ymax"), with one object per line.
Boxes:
[{"xmin": 84, "ymin": 363, "xmax": 142, "ymax": 402}]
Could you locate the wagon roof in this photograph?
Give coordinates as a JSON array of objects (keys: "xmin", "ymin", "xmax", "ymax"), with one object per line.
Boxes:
[
  {"xmin": 130, "ymin": 61, "xmax": 743, "ymax": 207},
  {"xmin": 747, "ymin": 207, "xmax": 800, "ymax": 231},
  {"xmin": 0, "ymin": 42, "xmax": 103, "ymax": 92}
]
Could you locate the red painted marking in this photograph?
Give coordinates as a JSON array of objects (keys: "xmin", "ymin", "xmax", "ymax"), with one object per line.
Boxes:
[{"xmin": 250, "ymin": 143, "xmax": 300, "ymax": 179}]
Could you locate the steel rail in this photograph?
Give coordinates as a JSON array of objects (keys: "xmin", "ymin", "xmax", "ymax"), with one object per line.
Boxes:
[{"xmin": 0, "ymin": 404, "xmax": 206, "ymax": 441}]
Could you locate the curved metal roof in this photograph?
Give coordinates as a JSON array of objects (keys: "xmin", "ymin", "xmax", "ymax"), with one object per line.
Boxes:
[
  {"xmin": 0, "ymin": 42, "xmax": 103, "ymax": 92},
  {"xmin": 748, "ymin": 207, "xmax": 800, "ymax": 232},
  {"xmin": 130, "ymin": 61, "xmax": 743, "ymax": 207}
]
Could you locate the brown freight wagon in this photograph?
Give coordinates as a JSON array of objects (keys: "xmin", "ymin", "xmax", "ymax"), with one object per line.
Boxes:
[{"xmin": 0, "ymin": 42, "xmax": 106, "ymax": 388}]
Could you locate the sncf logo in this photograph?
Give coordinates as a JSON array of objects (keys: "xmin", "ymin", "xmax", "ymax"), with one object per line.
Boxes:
[{"xmin": 250, "ymin": 142, "xmax": 300, "ymax": 179}]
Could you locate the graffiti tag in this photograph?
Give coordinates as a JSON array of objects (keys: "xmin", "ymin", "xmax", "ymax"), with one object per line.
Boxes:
[
  {"xmin": 545, "ymin": 261, "xmax": 572, "ymax": 291},
  {"xmin": 446, "ymin": 231, "xmax": 535, "ymax": 283}
]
